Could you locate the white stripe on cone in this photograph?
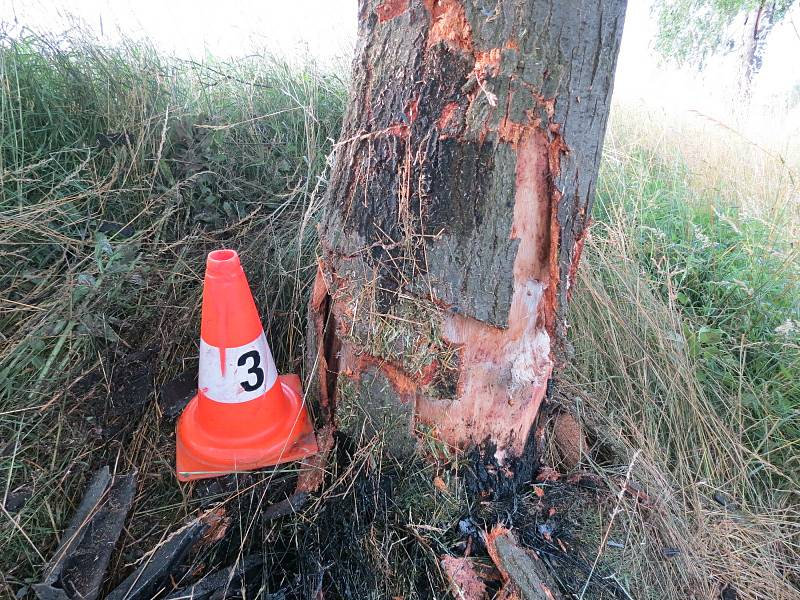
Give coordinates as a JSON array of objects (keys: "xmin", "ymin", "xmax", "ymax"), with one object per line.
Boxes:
[{"xmin": 198, "ymin": 331, "xmax": 278, "ymax": 403}]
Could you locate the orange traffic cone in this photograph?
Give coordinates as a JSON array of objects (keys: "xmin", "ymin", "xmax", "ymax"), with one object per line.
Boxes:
[{"xmin": 175, "ymin": 249, "xmax": 318, "ymax": 481}]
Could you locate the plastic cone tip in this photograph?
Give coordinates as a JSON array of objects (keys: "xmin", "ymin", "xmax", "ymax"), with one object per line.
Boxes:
[{"xmin": 198, "ymin": 331, "xmax": 278, "ymax": 404}]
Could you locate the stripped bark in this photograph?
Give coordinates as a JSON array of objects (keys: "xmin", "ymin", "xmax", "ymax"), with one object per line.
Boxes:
[
  {"xmin": 34, "ymin": 468, "xmax": 137, "ymax": 600},
  {"xmin": 308, "ymin": 0, "xmax": 626, "ymax": 457}
]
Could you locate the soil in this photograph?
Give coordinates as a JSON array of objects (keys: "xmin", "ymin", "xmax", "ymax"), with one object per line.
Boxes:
[
  {"xmin": 159, "ymin": 369, "xmax": 197, "ymax": 419},
  {"xmin": 71, "ymin": 346, "xmax": 158, "ymax": 445}
]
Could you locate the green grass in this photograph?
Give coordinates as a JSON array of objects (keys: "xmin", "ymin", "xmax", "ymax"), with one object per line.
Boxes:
[
  {"xmin": 563, "ymin": 105, "xmax": 799, "ymax": 598},
  {"xmin": 0, "ymin": 26, "xmax": 798, "ymax": 600},
  {"xmin": 595, "ymin": 131, "xmax": 800, "ymax": 480},
  {"xmin": 594, "ymin": 107, "xmax": 799, "ymax": 487},
  {"xmin": 0, "ymin": 27, "xmax": 345, "ymax": 590}
]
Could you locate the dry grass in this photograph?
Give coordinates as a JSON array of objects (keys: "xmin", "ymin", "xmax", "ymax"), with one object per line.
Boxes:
[
  {"xmin": 0, "ymin": 25, "xmax": 798, "ymax": 600},
  {"xmin": 558, "ymin": 102, "xmax": 799, "ymax": 599},
  {"xmin": 0, "ymin": 28, "xmax": 345, "ymax": 593}
]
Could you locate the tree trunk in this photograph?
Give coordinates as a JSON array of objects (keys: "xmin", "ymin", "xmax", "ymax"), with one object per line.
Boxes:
[
  {"xmin": 740, "ymin": 1, "xmax": 775, "ymax": 99},
  {"xmin": 740, "ymin": 4, "xmax": 763, "ymax": 98},
  {"xmin": 307, "ymin": 0, "xmax": 626, "ymax": 461}
]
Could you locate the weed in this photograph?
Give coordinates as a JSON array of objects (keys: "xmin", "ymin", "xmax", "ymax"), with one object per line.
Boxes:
[{"xmin": 563, "ymin": 104, "xmax": 799, "ymax": 598}]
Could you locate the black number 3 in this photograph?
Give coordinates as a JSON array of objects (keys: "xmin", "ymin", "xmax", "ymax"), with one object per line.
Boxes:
[{"xmin": 237, "ymin": 350, "xmax": 265, "ymax": 392}]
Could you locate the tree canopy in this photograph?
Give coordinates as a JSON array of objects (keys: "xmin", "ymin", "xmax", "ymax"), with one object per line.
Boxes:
[{"xmin": 654, "ymin": 0, "xmax": 795, "ymax": 71}]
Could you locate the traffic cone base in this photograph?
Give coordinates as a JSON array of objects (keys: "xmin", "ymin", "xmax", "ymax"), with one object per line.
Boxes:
[{"xmin": 177, "ymin": 375, "xmax": 318, "ymax": 482}]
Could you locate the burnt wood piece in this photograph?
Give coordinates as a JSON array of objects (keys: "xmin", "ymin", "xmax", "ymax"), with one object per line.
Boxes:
[
  {"xmin": 34, "ymin": 467, "xmax": 138, "ymax": 600},
  {"xmin": 159, "ymin": 370, "xmax": 197, "ymax": 420},
  {"xmin": 105, "ymin": 515, "xmax": 211, "ymax": 600},
  {"xmin": 262, "ymin": 492, "xmax": 309, "ymax": 521},
  {"xmin": 163, "ymin": 555, "xmax": 263, "ymax": 600},
  {"xmin": 486, "ymin": 526, "xmax": 566, "ymax": 600}
]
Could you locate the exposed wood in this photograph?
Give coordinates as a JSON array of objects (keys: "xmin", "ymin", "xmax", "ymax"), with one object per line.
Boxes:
[
  {"xmin": 440, "ymin": 555, "xmax": 489, "ymax": 599},
  {"xmin": 308, "ymin": 0, "xmax": 626, "ymax": 458},
  {"xmin": 485, "ymin": 526, "xmax": 565, "ymax": 600}
]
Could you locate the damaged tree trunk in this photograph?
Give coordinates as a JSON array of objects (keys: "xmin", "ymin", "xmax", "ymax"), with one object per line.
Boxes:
[{"xmin": 308, "ymin": 0, "xmax": 626, "ymax": 460}]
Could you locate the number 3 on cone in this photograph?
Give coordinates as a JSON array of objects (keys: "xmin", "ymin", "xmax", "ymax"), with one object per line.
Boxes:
[{"xmin": 237, "ymin": 350, "xmax": 265, "ymax": 392}]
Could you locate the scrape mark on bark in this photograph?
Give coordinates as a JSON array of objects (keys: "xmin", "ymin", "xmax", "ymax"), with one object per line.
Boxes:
[
  {"xmin": 424, "ymin": 0, "xmax": 473, "ymax": 53},
  {"xmin": 309, "ymin": 262, "xmax": 339, "ymax": 418},
  {"xmin": 567, "ymin": 224, "xmax": 588, "ymax": 299},
  {"xmin": 376, "ymin": 0, "xmax": 410, "ymax": 22},
  {"xmin": 415, "ymin": 128, "xmax": 554, "ymax": 454},
  {"xmin": 436, "ymin": 101, "xmax": 464, "ymax": 139},
  {"xmin": 339, "ymin": 343, "xmax": 420, "ymax": 400},
  {"xmin": 474, "ymin": 48, "xmax": 501, "ymax": 77}
]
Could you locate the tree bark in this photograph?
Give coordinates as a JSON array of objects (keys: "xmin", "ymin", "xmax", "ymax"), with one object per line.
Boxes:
[{"xmin": 307, "ymin": 0, "xmax": 626, "ymax": 459}]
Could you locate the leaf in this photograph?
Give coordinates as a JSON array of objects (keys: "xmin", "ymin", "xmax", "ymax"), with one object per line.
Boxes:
[
  {"xmin": 158, "ymin": 159, "xmax": 174, "ymax": 185},
  {"xmin": 95, "ymin": 232, "xmax": 113, "ymax": 257},
  {"xmin": 697, "ymin": 326, "xmax": 723, "ymax": 345},
  {"xmin": 77, "ymin": 313, "xmax": 122, "ymax": 343}
]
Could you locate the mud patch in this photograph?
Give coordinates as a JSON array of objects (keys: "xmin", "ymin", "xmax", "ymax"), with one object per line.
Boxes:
[
  {"xmin": 158, "ymin": 369, "xmax": 196, "ymax": 420},
  {"xmin": 75, "ymin": 348, "xmax": 157, "ymax": 443}
]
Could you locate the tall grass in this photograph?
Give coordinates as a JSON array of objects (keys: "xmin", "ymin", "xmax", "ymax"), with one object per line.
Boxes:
[
  {"xmin": 0, "ymin": 26, "xmax": 797, "ymax": 600},
  {"xmin": 565, "ymin": 104, "xmax": 799, "ymax": 598},
  {"xmin": 593, "ymin": 104, "xmax": 798, "ymax": 489},
  {"xmin": 0, "ymin": 27, "xmax": 344, "ymax": 588}
]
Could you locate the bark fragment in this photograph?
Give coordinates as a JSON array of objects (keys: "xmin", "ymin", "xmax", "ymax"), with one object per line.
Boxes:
[
  {"xmin": 162, "ymin": 555, "xmax": 262, "ymax": 600},
  {"xmin": 485, "ymin": 526, "xmax": 565, "ymax": 600},
  {"xmin": 440, "ymin": 555, "xmax": 488, "ymax": 600},
  {"xmin": 106, "ymin": 508, "xmax": 227, "ymax": 600},
  {"xmin": 34, "ymin": 467, "xmax": 137, "ymax": 600},
  {"xmin": 552, "ymin": 412, "xmax": 584, "ymax": 469}
]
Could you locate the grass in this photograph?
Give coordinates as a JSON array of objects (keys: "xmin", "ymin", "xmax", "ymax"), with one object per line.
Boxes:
[
  {"xmin": 564, "ymin": 104, "xmax": 799, "ymax": 598},
  {"xmin": 0, "ymin": 25, "xmax": 798, "ymax": 600},
  {"xmin": 0, "ymin": 27, "xmax": 344, "ymax": 592},
  {"xmin": 592, "ymin": 105, "xmax": 799, "ymax": 490}
]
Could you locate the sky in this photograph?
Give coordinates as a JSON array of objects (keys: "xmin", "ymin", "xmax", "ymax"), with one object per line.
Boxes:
[
  {"xmin": 2, "ymin": 1, "xmax": 800, "ymax": 125},
  {"xmin": 1, "ymin": 1, "xmax": 359, "ymax": 61}
]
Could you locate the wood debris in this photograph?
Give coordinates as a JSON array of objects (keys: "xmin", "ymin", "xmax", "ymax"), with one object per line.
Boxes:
[
  {"xmin": 484, "ymin": 526, "xmax": 565, "ymax": 600},
  {"xmin": 440, "ymin": 556, "xmax": 488, "ymax": 600},
  {"xmin": 34, "ymin": 466, "xmax": 137, "ymax": 600}
]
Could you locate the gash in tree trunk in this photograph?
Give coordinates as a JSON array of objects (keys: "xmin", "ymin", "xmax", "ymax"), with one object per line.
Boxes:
[{"xmin": 308, "ymin": 0, "xmax": 626, "ymax": 462}]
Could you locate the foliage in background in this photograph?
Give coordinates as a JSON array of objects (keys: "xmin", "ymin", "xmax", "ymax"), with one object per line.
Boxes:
[
  {"xmin": 593, "ymin": 105, "xmax": 799, "ymax": 488},
  {"xmin": 653, "ymin": 0, "xmax": 796, "ymax": 90},
  {"xmin": 565, "ymin": 103, "xmax": 799, "ymax": 597}
]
